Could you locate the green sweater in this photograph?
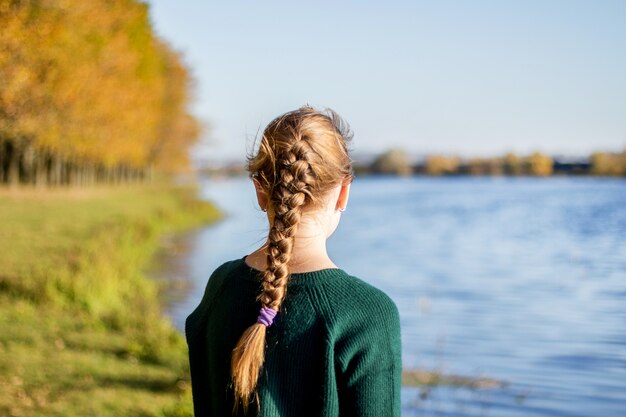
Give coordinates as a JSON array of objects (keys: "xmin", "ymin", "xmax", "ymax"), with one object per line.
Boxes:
[{"xmin": 185, "ymin": 256, "xmax": 402, "ymax": 417}]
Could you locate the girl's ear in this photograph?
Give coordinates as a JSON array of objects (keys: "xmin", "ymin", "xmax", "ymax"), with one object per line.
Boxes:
[
  {"xmin": 253, "ymin": 178, "xmax": 268, "ymax": 211},
  {"xmin": 336, "ymin": 181, "xmax": 350, "ymax": 211}
]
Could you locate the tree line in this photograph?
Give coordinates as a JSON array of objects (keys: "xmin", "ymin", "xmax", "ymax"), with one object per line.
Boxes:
[
  {"xmin": 362, "ymin": 148, "xmax": 626, "ymax": 177},
  {"xmin": 0, "ymin": 0, "xmax": 199, "ymax": 187}
]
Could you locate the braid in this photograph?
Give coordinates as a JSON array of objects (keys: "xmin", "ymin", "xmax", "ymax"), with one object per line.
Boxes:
[
  {"xmin": 260, "ymin": 145, "xmax": 314, "ymax": 308},
  {"xmin": 231, "ymin": 137, "xmax": 315, "ymax": 414},
  {"xmin": 231, "ymin": 106, "xmax": 352, "ymax": 414}
]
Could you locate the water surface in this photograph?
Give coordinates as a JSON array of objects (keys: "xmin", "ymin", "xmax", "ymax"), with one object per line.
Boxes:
[{"xmin": 156, "ymin": 176, "xmax": 626, "ymax": 417}]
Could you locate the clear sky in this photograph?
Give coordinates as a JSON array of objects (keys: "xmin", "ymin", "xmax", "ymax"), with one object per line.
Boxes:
[{"xmin": 146, "ymin": 0, "xmax": 626, "ymax": 162}]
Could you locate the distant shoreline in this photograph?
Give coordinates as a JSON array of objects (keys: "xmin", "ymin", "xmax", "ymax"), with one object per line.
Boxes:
[{"xmin": 196, "ymin": 148, "xmax": 626, "ymax": 178}]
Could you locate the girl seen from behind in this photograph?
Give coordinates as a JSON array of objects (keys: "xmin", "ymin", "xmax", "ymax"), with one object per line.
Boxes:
[{"xmin": 185, "ymin": 106, "xmax": 402, "ymax": 416}]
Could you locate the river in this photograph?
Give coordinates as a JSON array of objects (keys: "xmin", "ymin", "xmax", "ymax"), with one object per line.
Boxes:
[{"xmin": 151, "ymin": 175, "xmax": 626, "ymax": 417}]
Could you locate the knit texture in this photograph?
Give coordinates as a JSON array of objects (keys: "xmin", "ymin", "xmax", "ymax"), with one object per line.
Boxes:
[{"xmin": 185, "ymin": 256, "xmax": 402, "ymax": 417}]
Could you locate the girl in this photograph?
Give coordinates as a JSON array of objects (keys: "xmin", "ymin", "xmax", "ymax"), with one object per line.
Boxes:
[{"xmin": 185, "ymin": 106, "xmax": 402, "ymax": 416}]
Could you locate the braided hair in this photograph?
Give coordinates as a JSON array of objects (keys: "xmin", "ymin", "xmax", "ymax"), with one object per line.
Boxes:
[{"xmin": 231, "ymin": 106, "xmax": 353, "ymax": 413}]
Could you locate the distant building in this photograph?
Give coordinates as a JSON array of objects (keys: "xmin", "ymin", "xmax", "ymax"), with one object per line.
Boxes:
[{"xmin": 552, "ymin": 157, "xmax": 591, "ymax": 176}]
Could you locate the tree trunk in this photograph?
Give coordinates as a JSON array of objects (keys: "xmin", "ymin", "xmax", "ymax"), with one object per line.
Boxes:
[
  {"xmin": 34, "ymin": 151, "xmax": 47, "ymax": 188},
  {"xmin": 7, "ymin": 141, "xmax": 20, "ymax": 187},
  {"xmin": 50, "ymin": 155, "xmax": 61, "ymax": 186},
  {"xmin": 0, "ymin": 139, "xmax": 5, "ymax": 184},
  {"xmin": 22, "ymin": 143, "xmax": 35, "ymax": 185}
]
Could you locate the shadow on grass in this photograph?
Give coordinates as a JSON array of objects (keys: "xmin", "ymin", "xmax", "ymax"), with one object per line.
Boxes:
[{"xmin": 97, "ymin": 375, "xmax": 183, "ymax": 394}]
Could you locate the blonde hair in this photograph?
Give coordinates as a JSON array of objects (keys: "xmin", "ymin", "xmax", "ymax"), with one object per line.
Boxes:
[{"xmin": 231, "ymin": 106, "xmax": 353, "ymax": 413}]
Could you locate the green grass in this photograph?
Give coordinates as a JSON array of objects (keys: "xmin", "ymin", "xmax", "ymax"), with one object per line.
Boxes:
[{"xmin": 0, "ymin": 183, "xmax": 221, "ymax": 417}]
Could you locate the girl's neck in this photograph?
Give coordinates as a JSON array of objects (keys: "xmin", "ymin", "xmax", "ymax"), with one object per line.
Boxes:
[{"xmin": 246, "ymin": 214, "xmax": 337, "ymax": 273}]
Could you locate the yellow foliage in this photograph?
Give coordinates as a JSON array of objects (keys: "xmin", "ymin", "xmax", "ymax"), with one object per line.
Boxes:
[
  {"xmin": 0, "ymin": 0, "xmax": 200, "ymax": 183},
  {"xmin": 526, "ymin": 152, "xmax": 553, "ymax": 176},
  {"xmin": 425, "ymin": 155, "xmax": 460, "ymax": 175},
  {"xmin": 591, "ymin": 151, "xmax": 626, "ymax": 176},
  {"xmin": 372, "ymin": 148, "xmax": 412, "ymax": 176}
]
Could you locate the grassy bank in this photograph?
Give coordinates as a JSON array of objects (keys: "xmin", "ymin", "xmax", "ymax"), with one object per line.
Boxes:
[{"xmin": 0, "ymin": 184, "xmax": 221, "ymax": 417}]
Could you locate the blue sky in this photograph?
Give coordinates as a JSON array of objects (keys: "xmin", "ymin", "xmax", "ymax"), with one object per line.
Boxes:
[{"xmin": 147, "ymin": 0, "xmax": 626, "ymax": 161}]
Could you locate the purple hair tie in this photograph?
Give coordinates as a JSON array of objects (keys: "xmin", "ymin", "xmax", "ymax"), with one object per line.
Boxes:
[{"xmin": 257, "ymin": 307, "xmax": 278, "ymax": 327}]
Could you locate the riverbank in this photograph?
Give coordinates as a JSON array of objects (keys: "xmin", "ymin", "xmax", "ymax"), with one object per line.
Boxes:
[{"xmin": 0, "ymin": 184, "xmax": 221, "ymax": 417}]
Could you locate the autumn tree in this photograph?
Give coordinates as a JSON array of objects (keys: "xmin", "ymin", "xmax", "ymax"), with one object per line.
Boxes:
[
  {"xmin": 371, "ymin": 148, "xmax": 412, "ymax": 176},
  {"xmin": 466, "ymin": 157, "xmax": 503, "ymax": 176},
  {"xmin": 0, "ymin": 0, "xmax": 200, "ymax": 186},
  {"xmin": 424, "ymin": 155, "xmax": 460, "ymax": 176},
  {"xmin": 503, "ymin": 152, "xmax": 522, "ymax": 176},
  {"xmin": 590, "ymin": 150, "xmax": 626, "ymax": 176},
  {"xmin": 525, "ymin": 152, "xmax": 553, "ymax": 176}
]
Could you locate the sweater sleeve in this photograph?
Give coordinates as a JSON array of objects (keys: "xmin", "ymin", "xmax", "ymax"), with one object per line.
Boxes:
[
  {"xmin": 185, "ymin": 261, "xmax": 234, "ymax": 417},
  {"xmin": 335, "ymin": 288, "xmax": 402, "ymax": 417}
]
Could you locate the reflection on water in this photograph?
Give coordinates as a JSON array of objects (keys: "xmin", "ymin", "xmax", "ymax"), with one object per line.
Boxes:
[{"xmin": 154, "ymin": 176, "xmax": 626, "ymax": 417}]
